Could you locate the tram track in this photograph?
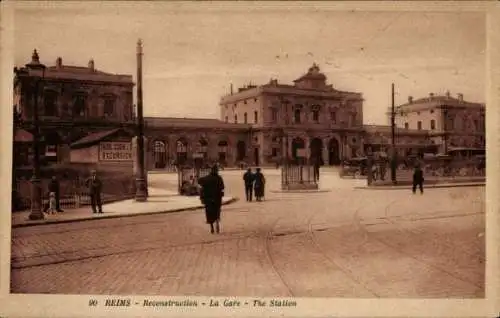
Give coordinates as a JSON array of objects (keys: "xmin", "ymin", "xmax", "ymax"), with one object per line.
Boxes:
[
  {"xmin": 376, "ymin": 200, "xmax": 484, "ymax": 289},
  {"xmin": 344, "ymin": 196, "xmax": 485, "ymax": 294},
  {"xmin": 262, "ymin": 215, "xmax": 296, "ymax": 297},
  {"xmin": 304, "ymin": 201, "xmax": 381, "ymax": 297}
]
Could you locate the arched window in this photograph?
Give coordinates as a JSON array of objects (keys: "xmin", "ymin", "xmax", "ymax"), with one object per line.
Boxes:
[
  {"xmin": 244, "ymin": 112, "xmax": 248, "ymax": 124},
  {"xmin": 254, "ymin": 111, "xmax": 258, "ymax": 123},
  {"xmin": 234, "ymin": 114, "xmax": 238, "ymax": 124}
]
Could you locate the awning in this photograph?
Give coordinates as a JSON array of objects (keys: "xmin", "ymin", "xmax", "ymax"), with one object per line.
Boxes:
[{"xmin": 14, "ymin": 129, "xmax": 33, "ymax": 142}]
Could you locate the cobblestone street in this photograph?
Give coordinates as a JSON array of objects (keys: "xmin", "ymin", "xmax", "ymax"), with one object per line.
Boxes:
[{"xmin": 10, "ymin": 169, "xmax": 485, "ymax": 298}]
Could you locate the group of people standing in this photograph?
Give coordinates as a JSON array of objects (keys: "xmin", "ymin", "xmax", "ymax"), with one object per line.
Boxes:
[{"xmin": 243, "ymin": 167, "xmax": 266, "ymax": 202}]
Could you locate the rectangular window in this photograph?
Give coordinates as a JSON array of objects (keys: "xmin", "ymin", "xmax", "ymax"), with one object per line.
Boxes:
[
  {"xmin": 44, "ymin": 91, "xmax": 58, "ymax": 116},
  {"xmin": 254, "ymin": 111, "xmax": 258, "ymax": 124},
  {"xmin": 271, "ymin": 109, "xmax": 278, "ymax": 122},
  {"xmin": 225, "ymin": 116, "xmax": 228, "ymax": 123},
  {"xmin": 312, "ymin": 110, "xmax": 319, "ymax": 123},
  {"xmin": 272, "ymin": 148, "xmax": 278, "ymax": 157},
  {"xmin": 234, "ymin": 115, "xmax": 238, "ymax": 123},
  {"xmin": 244, "ymin": 112, "xmax": 248, "ymax": 124},
  {"xmin": 73, "ymin": 94, "xmax": 86, "ymax": 117},
  {"xmin": 330, "ymin": 111, "xmax": 337, "ymax": 123},
  {"xmin": 447, "ymin": 119, "xmax": 454, "ymax": 130},
  {"xmin": 430, "ymin": 119, "xmax": 436, "ymax": 130},
  {"xmin": 294, "ymin": 110, "xmax": 301, "ymax": 124},
  {"xmin": 404, "ymin": 123, "xmax": 409, "ymax": 129},
  {"xmin": 103, "ymin": 97, "xmax": 115, "ymax": 117},
  {"xmin": 417, "ymin": 121, "xmax": 422, "ymax": 130}
]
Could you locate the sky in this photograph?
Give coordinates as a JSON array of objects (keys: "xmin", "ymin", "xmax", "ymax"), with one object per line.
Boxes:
[{"xmin": 12, "ymin": 2, "xmax": 486, "ymax": 125}]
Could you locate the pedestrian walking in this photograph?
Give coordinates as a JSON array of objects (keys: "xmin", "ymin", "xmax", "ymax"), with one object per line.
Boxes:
[
  {"xmin": 412, "ymin": 164, "xmax": 424, "ymax": 194},
  {"xmin": 86, "ymin": 170, "xmax": 103, "ymax": 213},
  {"xmin": 48, "ymin": 175, "xmax": 63, "ymax": 212},
  {"xmin": 199, "ymin": 165, "xmax": 225, "ymax": 234},
  {"xmin": 243, "ymin": 168, "xmax": 254, "ymax": 202},
  {"xmin": 253, "ymin": 167, "xmax": 265, "ymax": 201}
]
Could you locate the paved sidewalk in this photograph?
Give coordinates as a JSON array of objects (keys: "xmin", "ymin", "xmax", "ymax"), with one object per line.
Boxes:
[
  {"xmin": 12, "ymin": 187, "xmax": 237, "ymax": 228},
  {"xmin": 356, "ymin": 181, "xmax": 485, "ymax": 190}
]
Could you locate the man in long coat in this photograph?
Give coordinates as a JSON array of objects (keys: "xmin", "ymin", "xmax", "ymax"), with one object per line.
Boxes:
[
  {"xmin": 199, "ymin": 165, "xmax": 225, "ymax": 234},
  {"xmin": 243, "ymin": 168, "xmax": 254, "ymax": 202},
  {"xmin": 86, "ymin": 170, "xmax": 103, "ymax": 213}
]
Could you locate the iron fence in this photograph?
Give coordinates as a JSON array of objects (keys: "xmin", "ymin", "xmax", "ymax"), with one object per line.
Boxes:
[
  {"xmin": 12, "ymin": 175, "xmax": 135, "ymax": 211},
  {"xmin": 281, "ymin": 164, "xmax": 318, "ymax": 190}
]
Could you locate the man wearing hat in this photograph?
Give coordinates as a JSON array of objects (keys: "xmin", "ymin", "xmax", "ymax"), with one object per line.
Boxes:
[
  {"xmin": 86, "ymin": 170, "xmax": 103, "ymax": 213},
  {"xmin": 198, "ymin": 165, "xmax": 225, "ymax": 234}
]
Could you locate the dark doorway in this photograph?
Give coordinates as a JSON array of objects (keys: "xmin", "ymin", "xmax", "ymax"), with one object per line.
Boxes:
[
  {"xmin": 254, "ymin": 148, "xmax": 260, "ymax": 166},
  {"xmin": 218, "ymin": 140, "xmax": 228, "ymax": 164},
  {"xmin": 309, "ymin": 138, "xmax": 323, "ymax": 166},
  {"xmin": 328, "ymin": 138, "xmax": 340, "ymax": 165},
  {"xmin": 237, "ymin": 141, "xmax": 246, "ymax": 161}
]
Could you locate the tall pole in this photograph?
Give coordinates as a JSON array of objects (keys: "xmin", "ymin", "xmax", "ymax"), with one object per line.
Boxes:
[
  {"xmin": 135, "ymin": 39, "xmax": 147, "ymax": 201},
  {"xmin": 26, "ymin": 50, "xmax": 46, "ymax": 220},
  {"xmin": 390, "ymin": 83, "xmax": 397, "ymax": 184}
]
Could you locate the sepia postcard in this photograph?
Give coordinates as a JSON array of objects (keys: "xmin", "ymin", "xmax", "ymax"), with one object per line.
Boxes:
[{"xmin": 0, "ymin": 1, "xmax": 499, "ymax": 317}]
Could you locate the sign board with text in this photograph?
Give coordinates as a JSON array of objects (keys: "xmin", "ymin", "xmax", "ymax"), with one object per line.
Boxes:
[{"xmin": 99, "ymin": 142, "xmax": 133, "ymax": 161}]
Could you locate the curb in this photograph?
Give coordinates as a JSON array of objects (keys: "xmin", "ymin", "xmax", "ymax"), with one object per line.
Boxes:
[
  {"xmin": 270, "ymin": 189, "xmax": 332, "ymax": 194},
  {"xmin": 12, "ymin": 197, "xmax": 239, "ymax": 228},
  {"xmin": 355, "ymin": 183, "xmax": 485, "ymax": 190}
]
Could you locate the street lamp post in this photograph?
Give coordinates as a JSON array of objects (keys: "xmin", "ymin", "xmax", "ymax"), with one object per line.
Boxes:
[
  {"xmin": 135, "ymin": 39, "xmax": 148, "ymax": 201},
  {"xmin": 390, "ymin": 83, "xmax": 397, "ymax": 185},
  {"xmin": 443, "ymin": 107, "xmax": 449, "ymax": 154},
  {"xmin": 24, "ymin": 50, "xmax": 46, "ymax": 220}
]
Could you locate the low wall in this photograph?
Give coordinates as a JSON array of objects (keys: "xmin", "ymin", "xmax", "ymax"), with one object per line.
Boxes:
[{"xmin": 12, "ymin": 163, "xmax": 135, "ymax": 212}]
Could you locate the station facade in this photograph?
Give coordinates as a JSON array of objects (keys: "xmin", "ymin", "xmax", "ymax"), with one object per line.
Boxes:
[{"xmin": 13, "ymin": 51, "xmax": 484, "ymax": 172}]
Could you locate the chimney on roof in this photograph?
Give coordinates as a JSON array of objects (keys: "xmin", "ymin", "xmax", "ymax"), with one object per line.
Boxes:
[
  {"xmin": 408, "ymin": 96, "xmax": 413, "ymax": 104},
  {"xmin": 429, "ymin": 92, "xmax": 434, "ymax": 100},
  {"xmin": 457, "ymin": 93, "xmax": 463, "ymax": 102},
  {"xmin": 56, "ymin": 57, "xmax": 62, "ymax": 69},
  {"xmin": 446, "ymin": 90, "xmax": 450, "ymax": 98},
  {"xmin": 88, "ymin": 59, "xmax": 95, "ymax": 71}
]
